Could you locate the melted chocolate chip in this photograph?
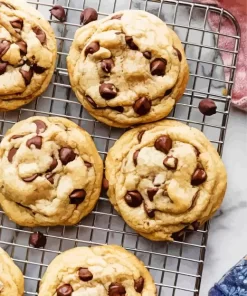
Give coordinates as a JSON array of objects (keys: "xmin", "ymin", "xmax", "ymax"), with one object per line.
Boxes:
[
  {"xmin": 111, "ymin": 14, "xmax": 123, "ymax": 20},
  {"xmin": 47, "ymin": 157, "xmax": 58, "ymax": 172},
  {"xmin": 99, "ymin": 83, "xmax": 117, "ymax": 100},
  {"xmin": 143, "ymin": 51, "xmax": 152, "ymax": 59},
  {"xmin": 84, "ymin": 161, "xmax": 92, "ymax": 168},
  {"xmin": 50, "ymin": 5, "xmax": 66, "ymax": 22},
  {"xmin": 32, "ymin": 64, "xmax": 46, "ymax": 74},
  {"xmin": 85, "ymin": 95, "xmax": 97, "ymax": 108},
  {"xmin": 16, "ymin": 40, "xmax": 27, "ymax": 54},
  {"xmin": 57, "ymin": 284, "xmax": 73, "ymax": 296},
  {"xmin": 144, "ymin": 204, "xmax": 155, "ymax": 218},
  {"xmin": 10, "ymin": 19, "xmax": 23, "ymax": 30},
  {"xmin": 110, "ymin": 106, "xmax": 124, "ymax": 113},
  {"xmin": 85, "ymin": 41, "xmax": 100, "ymax": 56},
  {"xmin": 102, "ymin": 178, "xmax": 109, "ymax": 191},
  {"xmin": 133, "ymin": 150, "xmax": 140, "ymax": 166},
  {"xmin": 198, "ymin": 99, "xmax": 217, "ymax": 116},
  {"xmin": 165, "ymin": 88, "xmax": 173, "ymax": 96},
  {"xmin": 133, "ymin": 97, "xmax": 151, "ymax": 115},
  {"xmin": 101, "ymin": 58, "xmax": 114, "ymax": 73},
  {"xmin": 134, "ymin": 277, "xmax": 144, "ymax": 293},
  {"xmin": 33, "ymin": 27, "xmax": 46, "ymax": 44},
  {"xmin": 19, "ymin": 68, "xmax": 33, "ymax": 85},
  {"xmin": 45, "ymin": 173, "xmax": 55, "ymax": 184},
  {"xmin": 29, "ymin": 231, "xmax": 47, "ymax": 248},
  {"xmin": 147, "ymin": 188, "xmax": 158, "ymax": 201},
  {"xmin": 59, "ymin": 147, "xmax": 76, "ymax": 165},
  {"xmin": 150, "ymin": 58, "xmax": 167, "ymax": 76},
  {"xmin": 173, "ymin": 47, "xmax": 182, "ymax": 62},
  {"xmin": 125, "ymin": 36, "xmax": 138, "ymax": 50},
  {"xmin": 0, "ymin": 62, "xmax": 7, "ymax": 75},
  {"xmin": 137, "ymin": 130, "xmax": 145, "ymax": 142},
  {"xmin": 0, "ymin": 41, "xmax": 10, "ymax": 58},
  {"xmin": 108, "ymin": 282, "xmax": 126, "ymax": 296},
  {"xmin": 22, "ymin": 174, "xmax": 39, "ymax": 182},
  {"xmin": 163, "ymin": 156, "xmax": 178, "ymax": 170},
  {"xmin": 33, "ymin": 120, "xmax": 47, "ymax": 133},
  {"xmin": 124, "ymin": 191, "xmax": 143, "ymax": 207},
  {"xmin": 154, "ymin": 136, "xmax": 172, "ymax": 154},
  {"xmin": 11, "ymin": 135, "xmax": 23, "ymax": 140},
  {"xmin": 78, "ymin": 267, "xmax": 93, "ymax": 281},
  {"xmin": 69, "ymin": 189, "xmax": 86, "ymax": 204},
  {"xmin": 8, "ymin": 147, "xmax": 18, "ymax": 163},
  {"xmin": 191, "ymin": 169, "xmax": 207, "ymax": 186},
  {"xmin": 80, "ymin": 8, "xmax": 98, "ymax": 25},
  {"xmin": 26, "ymin": 136, "xmax": 42, "ymax": 149}
]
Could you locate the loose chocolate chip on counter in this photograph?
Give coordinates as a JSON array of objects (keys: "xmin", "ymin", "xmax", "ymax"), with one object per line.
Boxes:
[
  {"xmin": 19, "ymin": 68, "xmax": 33, "ymax": 85},
  {"xmin": 47, "ymin": 157, "xmax": 58, "ymax": 172},
  {"xmin": 78, "ymin": 267, "xmax": 93, "ymax": 281},
  {"xmin": 133, "ymin": 97, "xmax": 151, "ymax": 115},
  {"xmin": 150, "ymin": 58, "xmax": 167, "ymax": 76},
  {"xmin": 191, "ymin": 169, "xmax": 207, "ymax": 186},
  {"xmin": 102, "ymin": 178, "xmax": 109, "ymax": 191},
  {"xmin": 84, "ymin": 161, "xmax": 92, "ymax": 168},
  {"xmin": 34, "ymin": 120, "xmax": 47, "ymax": 133},
  {"xmin": 110, "ymin": 106, "xmax": 124, "ymax": 113},
  {"xmin": 173, "ymin": 47, "xmax": 182, "ymax": 62},
  {"xmin": 45, "ymin": 173, "xmax": 55, "ymax": 184},
  {"xmin": 26, "ymin": 136, "xmax": 42, "ymax": 149},
  {"xmin": 85, "ymin": 41, "xmax": 100, "ymax": 56},
  {"xmin": 69, "ymin": 189, "xmax": 86, "ymax": 205},
  {"xmin": 57, "ymin": 284, "xmax": 73, "ymax": 296},
  {"xmin": 16, "ymin": 40, "xmax": 27, "ymax": 54},
  {"xmin": 0, "ymin": 62, "xmax": 7, "ymax": 75},
  {"xmin": 134, "ymin": 276, "xmax": 144, "ymax": 293},
  {"xmin": 101, "ymin": 58, "xmax": 114, "ymax": 73},
  {"xmin": 29, "ymin": 231, "xmax": 47, "ymax": 248},
  {"xmin": 10, "ymin": 19, "xmax": 23, "ymax": 30},
  {"xmin": 80, "ymin": 7, "xmax": 98, "ymax": 25},
  {"xmin": 0, "ymin": 41, "xmax": 10, "ymax": 58},
  {"xmin": 144, "ymin": 203, "xmax": 155, "ymax": 218},
  {"xmin": 133, "ymin": 150, "xmax": 140, "ymax": 166},
  {"xmin": 165, "ymin": 88, "xmax": 173, "ymax": 96},
  {"xmin": 22, "ymin": 174, "xmax": 39, "ymax": 182},
  {"xmin": 8, "ymin": 147, "xmax": 18, "ymax": 163},
  {"xmin": 109, "ymin": 282, "xmax": 126, "ymax": 296},
  {"xmin": 50, "ymin": 5, "xmax": 66, "ymax": 22},
  {"xmin": 198, "ymin": 99, "xmax": 217, "ymax": 116},
  {"xmin": 124, "ymin": 191, "xmax": 143, "ymax": 207},
  {"xmin": 154, "ymin": 135, "xmax": 172, "ymax": 154},
  {"xmin": 33, "ymin": 27, "xmax": 46, "ymax": 45},
  {"xmin": 137, "ymin": 130, "xmax": 145, "ymax": 142},
  {"xmin": 125, "ymin": 36, "xmax": 138, "ymax": 50},
  {"xmin": 59, "ymin": 147, "xmax": 76, "ymax": 165},
  {"xmin": 147, "ymin": 188, "xmax": 158, "ymax": 201},
  {"xmin": 32, "ymin": 64, "xmax": 46, "ymax": 74},
  {"xmin": 143, "ymin": 51, "xmax": 152, "ymax": 60},
  {"xmin": 111, "ymin": 14, "xmax": 123, "ymax": 20},
  {"xmin": 99, "ymin": 83, "xmax": 117, "ymax": 100},
  {"xmin": 85, "ymin": 95, "xmax": 97, "ymax": 108},
  {"xmin": 163, "ymin": 156, "xmax": 178, "ymax": 170}
]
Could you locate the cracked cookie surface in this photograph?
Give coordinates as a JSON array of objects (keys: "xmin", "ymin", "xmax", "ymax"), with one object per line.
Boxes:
[
  {"xmin": 0, "ymin": 248, "xmax": 24, "ymax": 296},
  {"xmin": 39, "ymin": 245, "xmax": 156, "ymax": 296},
  {"xmin": 105, "ymin": 120, "xmax": 227, "ymax": 241},
  {"xmin": 0, "ymin": 116, "xmax": 103, "ymax": 226},
  {"xmin": 0, "ymin": 0, "xmax": 57, "ymax": 111},
  {"xmin": 67, "ymin": 10, "xmax": 189, "ymax": 128}
]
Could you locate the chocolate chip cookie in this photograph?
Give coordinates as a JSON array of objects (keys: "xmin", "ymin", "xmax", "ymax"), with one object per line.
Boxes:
[
  {"xmin": 67, "ymin": 10, "xmax": 189, "ymax": 128},
  {"xmin": 0, "ymin": 116, "xmax": 103, "ymax": 226},
  {"xmin": 0, "ymin": 0, "xmax": 57, "ymax": 111},
  {"xmin": 0, "ymin": 247, "xmax": 24, "ymax": 295},
  {"xmin": 105, "ymin": 120, "xmax": 227, "ymax": 241},
  {"xmin": 39, "ymin": 245, "xmax": 156, "ymax": 295}
]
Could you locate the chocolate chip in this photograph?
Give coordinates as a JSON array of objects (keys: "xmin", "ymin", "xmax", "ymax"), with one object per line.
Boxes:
[
  {"xmin": 78, "ymin": 267, "xmax": 93, "ymax": 281},
  {"xmin": 0, "ymin": 62, "xmax": 7, "ymax": 75},
  {"xmin": 11, "ymin": 135, "xmax": 23, "ymax": 140},
  {"xmin": 147, "ymin": 188, "xmax": 158, "ymax": 201},
  {"xmin": 133, "ymin": 97, "xmax": 151, "ymax": 115},
  {"xmin": 144, "ymin": 203, "xmax": 155, "ymax": 218},
  {"xmin": 198, "ymin": 99, "xmax": 217, "ymax": 116},
  {"xmin": 84, "ymin": 161, "xmax": 92, "ymax": 168},
  {"xmin": 32, "ymin": 64, "xmax": 46, "ymax": 74},
  {"xmin": 125, "ymin": 36, "xmax": 138, "ymax": 50},
  {"xmin": 154, "ymin": 136, "xmax": 172, "ymax": 154},
  {"xmin": 45, "ymin": 173, "xmax": 55, "ymax": 184},
  {"xmin": 137, "ymin": 131, "xmax": 145, "ymax": 142},
  {"xmin": 47, "ymin": 157, "xmax": 58, "ymax": 172},
  {"xmin": 85, "ymin": 95, "xmax": 97, "ymax": 108},
  {"xmin": 150, "ymin": 58, "xmax": 167, "ymax": 76},
  {"xmin": 16, "ymin": 41, "xmax": 27, "ymax": 54},
  {"xmin": 0, "ymin": 41, "xmax": 10, "ymax": 58},
  {"xmin": 99, "ymin": 83, "xmax": 117, "ymax": 100},
  {"xmin": 191, "ymin": 169, "xmax": 207, "ymax": 186},
  {"xmin": 109, "ymin": 282, "xmax": 126, "ymax": 296},
  {"xmin": 22, "ymin": 174, "xmax": 39, "ymax": 182},
  {"xmin": 33, "ymin": 120, "xmax": 47, "ymax": 133},
  {"xmin": 29, "ymin": 231, "xmax": 46, "ymax": 248},
  {"xmin": 143, "ymin": 51, "xmax": 152, "ymax": 59},
  {"xmin": 111, "ymin": 14, "xmax": 123, "ymax": 20},
  {"xmin": 110, "ymin": 106, "xmax": 124, "ymax": 113},
  {"xmin": 124, "ymin": 191, "xmax": 143, "ymax": 207},
  {"xmin": 19, "ymin": 68, "xmax": 33, "ymax": 85},
  {"xmin": 133, "ymin": 150, "xmax": 140, "ymax": 166},
  {"xmin": 10, "ymin": 19, "xmax": 23, "ymax": 30},
  {"xmin": 165, "ymin": 88, "xmax": 173, "ymax": 96},
  {"xmin": 102, "ymin": 178, "xmax": 109, "ymax": 191},
  {"xmin": 33, "ymin": 27, "xmax": 46, "ymax": 45},
  {"xmin": 101, "ymin": 58, "xmax": 114, "ymax": 73},
  {"xmin": 173, "ymin": 47, "xmax": 182, "ymax": 62},
  {"xmin": 134, "ymin": 277, "xmax": 144, "ymax": 293},
  {"xmin": 163, "ymin": 156, "xmax": 178, "ymax": 170},
  {"xmin": 26, "ymin": 136, "xmax": 42, "ymax": 149},
  {"xmin": 8, "ymin": 148, "xmax": 18, "ymax": 163},
  {"xmin": 57, "ymin": 284, "xmax": 73, "ymax": 296},
  {"xmin": 85, "ymin": 41, "xmax": 100, "ymax": 56},
  {"xmin": 59, "ymin": 147, "xmax": 76, "ymax": 165},
  {"xmin": 69, "ymin": 189, "xmax": 86, "ymax": 205},
  {"xmin": 80, "ymin": 7, "xmax": 98, "ymax": 25},
  {"xmin": 50, "ymin": 5, "xmax": 66, "ymax": 22}
]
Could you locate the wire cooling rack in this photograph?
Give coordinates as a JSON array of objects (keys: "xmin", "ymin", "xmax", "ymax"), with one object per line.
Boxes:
[{"xmin": 0, "ymin": 0, "xmax": 241, "ymax": 295}]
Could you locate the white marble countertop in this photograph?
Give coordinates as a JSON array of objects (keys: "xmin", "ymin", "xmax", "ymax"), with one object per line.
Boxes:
[{"xmin": 201, "ymin": 107, "xmax": 247, "ymax": 295}]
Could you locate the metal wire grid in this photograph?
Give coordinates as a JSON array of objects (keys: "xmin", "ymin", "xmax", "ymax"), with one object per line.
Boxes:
[{"xmin": 0, "ymin": 0, "xmax": 240, "ymax": 295}]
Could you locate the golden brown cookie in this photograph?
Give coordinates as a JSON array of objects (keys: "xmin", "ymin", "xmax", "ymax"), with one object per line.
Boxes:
[
  {"xmin": 105, "ymin": 120, "xmax": 227, "ymax": 241},
  {"xmin": 67, "ymin": 10, "xmax": 189, "ymax": 128},
  {"xmin": 39, "ymin": 245, "xmax": 156, "ymax": 295},
  {"xmin": 0, "ymin": 0, "xmax": 57, "ymax": 111},
  {"xmin": 0, "ymin": 116, "xmax": 103, "ymax": 226}
]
